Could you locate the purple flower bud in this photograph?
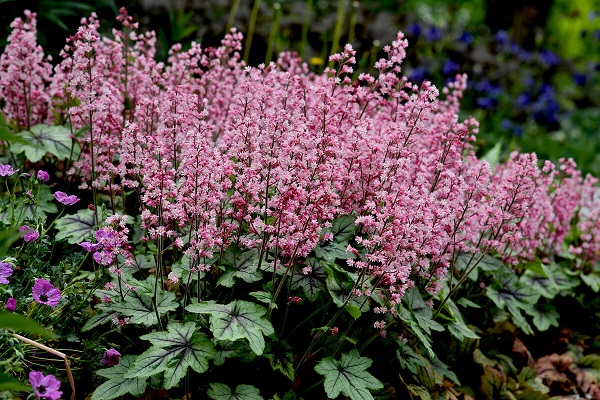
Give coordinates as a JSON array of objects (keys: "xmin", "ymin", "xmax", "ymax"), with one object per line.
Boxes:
[
  {"xmin": 19, "ymin": 225, "xmax": 39, "ymax": 242},
  {"xmin": 102, "ymin": 348, "xmax": 122, "ymax": 366},
  {"xmin": 37, "ymin": 170, "xmax": 50, "ymax": 182},
  {"xmin": 4, "ymin": 297, "xmax": 16, "ymax": 311}
]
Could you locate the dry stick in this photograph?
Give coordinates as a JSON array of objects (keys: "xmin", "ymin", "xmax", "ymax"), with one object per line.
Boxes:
[{"xmin": 12, "ymin": 333, "xmax": 75, "ymax": 400}]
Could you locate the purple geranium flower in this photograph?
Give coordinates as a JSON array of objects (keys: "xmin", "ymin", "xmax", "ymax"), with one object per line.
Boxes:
[
  {"xmin": 0, "ymin": 262, "xmax": 13, "ymax": 284},
  {"xmin": 37, "ymin": 170, "xmax": 50, "ymax": 182},
  {"xmin": 79, "ymin": 241, "xmax": 103, "ymax": 252},
  {"xmin": 0, "ymin": 164, "xmax": 18, "ymax": 177},
  {"xmin": 32, "ymin": 279, "xmax": 61, "ymax": 307},
  {"xmin": 53, "ymin": 191, "xmax": 80, "ymax": 205},
  {"xmin": 29, "ymin": 371, "xmax": 62, "ymax": 400},
  {"xmin": 102, "ymin": 348, "xmax": 122, "ymax": 366},
  {"xmin": 19, "ymin": 225, "xmax": 39, "ymax": 242}
]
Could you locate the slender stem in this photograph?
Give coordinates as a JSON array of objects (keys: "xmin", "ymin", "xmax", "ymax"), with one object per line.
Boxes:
[{"xmin": 244, "ymin": 0, "xmax": 262, "ymax": 63}]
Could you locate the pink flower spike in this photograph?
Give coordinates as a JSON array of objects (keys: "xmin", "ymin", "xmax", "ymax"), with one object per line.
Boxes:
[
  {"xmin": 32, "ymin": 278, "xmax": 61, "ymax": 307},
  {"xmin": 53, "ymin": 191, "xmax": 80, "ymax": 205},
  {"xmin": 0, "ymin": 164, "xmax": 18, "ymax": 177},
  {"xmin": 28, "ymin": 371, "xmax": 62, "ymax": 400}
]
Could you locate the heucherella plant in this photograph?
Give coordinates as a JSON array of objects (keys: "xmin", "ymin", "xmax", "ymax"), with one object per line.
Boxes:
[{"xmin": 2, "ymin": 7, "xmax": 600, "ymax": 400}]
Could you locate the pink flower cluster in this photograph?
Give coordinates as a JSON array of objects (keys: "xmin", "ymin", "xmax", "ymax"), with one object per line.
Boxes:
[{"xmin": 2, "ymin": 10, "xmax": 600, "ymax": 305}]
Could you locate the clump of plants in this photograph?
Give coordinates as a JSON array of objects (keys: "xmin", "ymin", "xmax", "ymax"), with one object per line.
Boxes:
[{"xmin": 1, "ymin": 8, "xmax": 600, "ymax": 400}]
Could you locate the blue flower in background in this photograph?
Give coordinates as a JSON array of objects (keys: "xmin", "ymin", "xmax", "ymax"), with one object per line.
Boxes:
[
  {"xmin": 517, "ymin": 92, "xmax": 532, "ymax": 109},
  {"xmin": 406, "ymin": 23, "xmax": 421, "ymax": 37},
  {"xmin": 442, "ymin": 59, "xmax": 460, "ymax": 75},
  {"xmin": 494, "ymin": 30, "xmax": 509, "ymax": 44},
  {"xmin": 424, "ymin": 25, "xmax": 443, "ymax": 42},
  {"xmin": 518, "ymin": 49, "xmax": 531, "ymax": 61},
  {"xmin": 539, "ymin": 50, "xmax": 560, "ymax": 67},
  {"xmin": 593, "ymin": 30, "xmax": 600, "ymax": 41},
  {"xmin": 458, "ymin": 31, "xmax": 473, "ymax": 45},
  {"xmin": 408, "ymin": 66, "xmax": 427, "ymax": 83},
  {"xmin": 476, "ymin": 97, "xmax": 497, "ymax": 109},
  {"xmin": 533, "ymin": 84, "xmax": 560, "ymax": 125},
  {"xmin": 573, "ymin": 72, "xmax": 586, "ymax": 86}
]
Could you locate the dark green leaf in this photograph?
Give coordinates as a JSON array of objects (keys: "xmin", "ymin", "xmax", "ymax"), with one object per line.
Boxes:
[
  {"xmin": 207, "ymin": 383, "xmax": 264, "ymax": 400},
  {"xmin": 0, "ymin": 370, "xmax": 30, "ymax": 392},
  {"xmin": 217, "ymin": 245, "xmax": 262, "ymax": 287},
  {"xmin": 92, "ymin": 355, "xmax": 147, "ymax": 400},
  {"xmin": 186, "ymin": 300, "xmax": 274, "ymax": 356},
  {"xmin": 525, "ymin": 303, "xmax": 559, "ymax": 331},
  {"xmin": 396, "ymin": 341, "xmax": 425, "ymax": 374},
  {"xmin": 314, "ymin": 350, "xmax": 383, "ymax": 400},
  {"xmin": 125, "ymin": 322, "xmax": 216, "ymax": 389},
  {"xmin": 54, "ymin": 208, "xmax": 96, "ymax": 244},
  {"xmin": 10, "ymin": 124, "xmax": 77, "ymax": 162},
  {"xmin": 112, "ymin": 282, "xmax": 179, "ymax": 326},
  {"xmin": 290, "ymin": 258, "xmax": 326, "ymax": 301},
  {"xmin": 265, "ymin": 340, "xmax": 295, "ymax": 381},
  {"xmin": 0, "ymin": 310, "xmax": 53, "ymax": 337}
]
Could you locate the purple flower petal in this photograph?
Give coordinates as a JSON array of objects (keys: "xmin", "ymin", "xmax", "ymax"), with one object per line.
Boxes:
[
  {"xmin": 32, "ymin": 278, "xmax": 61, "ymax": 307},
  {"xmin": 0, "ymin": 262, "xmax": 13, "ymax": 284},
  {"xmin": 29, "ymin": 371, "xmax": 62, "ymax": 400}
]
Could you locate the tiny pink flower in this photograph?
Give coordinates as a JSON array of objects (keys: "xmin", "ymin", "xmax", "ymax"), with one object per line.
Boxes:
[
  {"xmin": 4, "ymin": 297, "xmax": 16, "ymax": 311},
  {"xmin": 32, "ymin": 278, "xmax": 61, "ymax": 307},
  {"xmin": 53, "ymin": 191, "xmax": 80, "ymax": 205},
  {"xmin": 331, "ymin": 326, "xmax": 339, "ymax": 336},
  {"xmin": 19, "ymin": 225, "xmax": 39, "ymax": 242},
  {"xmin": 167, "ymin": 272, "xmax": 179, "ymax": 284},
  {"xmin": 0, "ymin": 165, "xmax": 18, "ymax": 177},
  {"xmin": 102, "ymin": 348, "xmax": 121, "ymax": 366},
  {"xmin": 37, "ymin": 170, "xmax": 50, "ymax": 182},
  {"xmin": 28, "ymin": 371, "xmax": 62, "ymax": 400}
]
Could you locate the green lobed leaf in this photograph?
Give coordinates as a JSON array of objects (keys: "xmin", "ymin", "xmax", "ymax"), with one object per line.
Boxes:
[
  {"xmin": 486, "ymin": 270, "xmax": 540, "ymax": 311},
  {"xmin": 328, "ymin": 215, "xmax": 357, "ymax": 243},
  {"xmin": 111, "ymin": 286, "xmax": 179, "ymax": 326},
  {"xmin": 81, "ymin": 306, "xmax": 120, "ymax": 332},
  {"xmin": 92, "ymin": 355, "xmax": 147, "ymax": 400},
  {"xmin": 264, "ymin": 340, "xmax": 295, "ymax": 381},
  {"xmin": 0, "ymin": 111, "xmax": 34, "ymax": 146},
  {"xmin": 290, "ymin": 258, "xmax": 326, "ymax": 301},
  {"xmin": 217, "ymin": 244, "xmax": 262, "ymax": 287},
  {"xmin": 207, "ymin": 383, "xmax": 264, "ymax": 400},
  {"xmin": 249, "ymin": 291, "xmax": 277, "ymax": 309},
  {"xmin": 10, "ymin": 124, "xmax": 77, "ymax": 162},
  {"xmin": 186, "ymin": 300, "xmax": 274, "ymax": 356},
  {"xmin": 525, "ymin": 303, "xmax": 560, "ymax": 331},
  {"xmin": 396, "ymin": 341, "xmax": 426, "ymax": 374},
  {"xmin": 314, "ymin": 349, "xmax": 383, "ymax": 400},
  {"xmin": 323, "ymin": 263, "xmax": 368, "ymax": 311},
  {"xmin": 581, "ymin": 272, "xmax": 600, "ymax": 293},
  {"xmin": 125, "ymin": 322, "xmax": 216, "ymax": 389},
  {"xmin": 54, "ymin": 208, "xmax": 96, "ymax": 244},
  {"xmin": 480, "ymin": 365, "xmax": 507, "ymax": 400},
  {"xmin": 213, "ymin": 340, "xmax": 256, "ymax": 366}
]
